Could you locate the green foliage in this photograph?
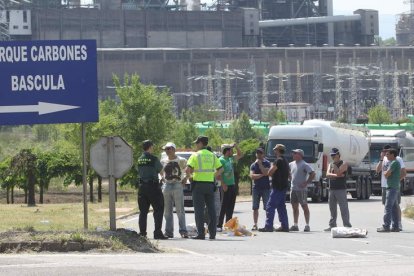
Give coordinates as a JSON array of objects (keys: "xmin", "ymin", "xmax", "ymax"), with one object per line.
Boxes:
[
  {"xmin": 230, "ymin": 113, "xmax": 261, "ymax": 142},
  {"xmin": 114, "ymin": 74, "xmax": 176, "ymax": 152},
  {"xmin": 181, "ymin": 104, "xmax": 221, "ymax": 123},
  {"xmin": 10, "ymin": 149, "xmax": 37, "ymax": 206},
  {"xmin": 262, "ymin": 109, "xmax": 286, "ymax": 124},
  {"xmin": 379, "ymin": 37, "xmax": 397, "ymax": 46},
  {"xmin": 234, "ymin": 139, "xmax": 262, "ymax": 182},
  {"xmin": 368, "ymin": 105, "xmax": 392, "ymax": 124},
  {"xmin": 172, "ymin": 121, "xmax": 198, "ymax": 149},
  {"xmin": 204, "ymin": 128, "xmax": 225, "ymax": 151}
]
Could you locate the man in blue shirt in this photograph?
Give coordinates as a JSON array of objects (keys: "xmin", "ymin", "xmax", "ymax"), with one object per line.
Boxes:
[{"xmin": 249, "ymin": 147, "xmax": 271, "ymax": 231}]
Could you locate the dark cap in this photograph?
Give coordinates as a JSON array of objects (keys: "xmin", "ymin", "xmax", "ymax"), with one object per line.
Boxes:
[
  {"xmin": 193, "ymin": 135, "xmax": 208, "ymax": 144},
  {"xmin": 142, "ymin": 139, "xmax": 154, "ymax": 150},
  {"xmin": 330, "ymin": 148, "xmax": 340, "ymax": 156},
  {"xmin": 256, "ymin": 147, "xmax": 265, "ymax": 153},
  {"xmin": 382, "ymin": 144, "xmax": 391, "ymax": 151}
]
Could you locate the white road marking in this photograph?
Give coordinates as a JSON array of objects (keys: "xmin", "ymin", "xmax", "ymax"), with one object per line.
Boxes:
[
  {"xmin": 394, "ymin": 245, "xmax": 414, "ymax": 250},
  {"xmin": 349, "ymin": 239, "xmax": 370, "ymax": 243},
  {"xmin": 330, "ymin": 250, "xmax": 359, "ymax": 257}
]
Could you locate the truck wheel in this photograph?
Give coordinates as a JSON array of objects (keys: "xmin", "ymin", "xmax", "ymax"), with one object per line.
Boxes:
[
  {"xmin": 361, "ymin": 178, "xmax": 367, "ymax": 200},
  {"xmin": 311, "ymin": 184, "xmax": 322, "ymax": 203},
  {"xmin": 365, "ymin": 178, "xmax": 372, "ymax": 200},
  {"xmin": 356, "ymin": 178, "xmax": 362, "ymax": 200}
]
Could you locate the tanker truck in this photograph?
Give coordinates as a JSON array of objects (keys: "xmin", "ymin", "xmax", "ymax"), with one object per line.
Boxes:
[
  {"xmin": 367, "ymin": 129, "xmax": 414, "ymax": 195},
  {"xmin": 265, "ymin": 119, "xmax": 371, "ymax": 202}
]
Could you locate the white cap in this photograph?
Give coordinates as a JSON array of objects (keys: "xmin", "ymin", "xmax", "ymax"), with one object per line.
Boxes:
[{"xmin": 162, "ymin": 142, "xmax": 176, "ymax": 150}]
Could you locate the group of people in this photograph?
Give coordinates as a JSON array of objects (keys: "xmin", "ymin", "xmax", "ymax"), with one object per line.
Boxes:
[
  {"xmin": 250, "ymin": 144, "xmax": 315, "ymax": 232},
  {"xmin": 136, "ymin": 136, "xmax": 242, "ymax": 240},
  {"xmin": 250, "ymin": 143, "xmax": 406, "ymax": 233},
  {"xmin": 136, "ymin": 136, "xmax": 406, "ymax": 240}
]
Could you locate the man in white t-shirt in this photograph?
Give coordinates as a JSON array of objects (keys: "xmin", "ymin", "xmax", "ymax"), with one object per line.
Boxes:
[
  {"xmin": 160, "ymin": 142, "xmax": 189, "ymax": 238},
  {"xmin": 375, "ymin": 144, "xmax": 407, "ymax": 231}
]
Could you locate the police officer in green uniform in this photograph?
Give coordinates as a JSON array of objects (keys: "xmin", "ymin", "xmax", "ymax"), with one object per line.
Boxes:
[
  {"xmin": 137, "ymin": 140, "xmax": 168, "ymax": 240},
  {"xmin": 186, "ymin": 136, "xmax": 223, "ymax": 240}
]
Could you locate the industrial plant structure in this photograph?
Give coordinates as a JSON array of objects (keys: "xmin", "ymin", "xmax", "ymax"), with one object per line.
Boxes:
[{"xmin": 1, "ymin": 0, "xmax": 413, "ymax": 123}]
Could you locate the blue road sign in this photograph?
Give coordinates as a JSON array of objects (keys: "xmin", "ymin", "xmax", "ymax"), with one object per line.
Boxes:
[{"xmin": 0, "ymin": 40, "xmax": 98, "ymax": 125}]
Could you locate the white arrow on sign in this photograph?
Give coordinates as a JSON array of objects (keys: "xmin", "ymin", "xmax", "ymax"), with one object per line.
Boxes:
[{"xmin": 0, "ymin": 102, "xmax": 80, "ymax": 115}]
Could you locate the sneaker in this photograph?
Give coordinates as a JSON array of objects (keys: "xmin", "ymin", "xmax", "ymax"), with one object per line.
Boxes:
[
  {"xmin": 209, "ymin": 235, "xmax": 216, "ymax": 240},
  {"xmin": 289, "ymin": 225, "xmax": 299, "ymax": 231},
  {"xmin": 154, "ymin": 234, "xmax": 169, "ymax": 240},
  {"xmin": 251, "ymin": 225, "xmax": 258, "ymax": 231},
  {"xmin": 191, "ymin": 235, "xmax": 205, "ymax": 240},
  {"xmin": 377, "ymin": 227, "xmax": 390, "ymax": 233},
  {"xmin": 258, "ymin": 227, "xmax": 273, "ymax": 232},
  {"xmin": 216, "ymin": 227, "xmax": 223, "ymax": 232},
  {"xmin": 274, "ymin": 226, "xmax": 289, "ymax": 232},
  {"xmin": 391, "ymin": 228, "xmax": 401, "ymax": 232},
  {"xmin": 304, "ymin": 225, "xmax": 310, "ymax": 232},
  {"xmin": 180, "ymin": 232, "xmax": 189, "ymax": 238},
  {"xmin": 164, "ymin": 232, "xmax": 173, "ymax": 239}
]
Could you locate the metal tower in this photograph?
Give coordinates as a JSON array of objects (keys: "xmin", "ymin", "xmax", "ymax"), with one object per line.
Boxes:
[
  {"xmin": 186, "ymin": 63, "xmax": 194, "ymax": 110},
  {"xmin": 224, "ymin": 64, "xmax": 233, "ymax": 120},
  {"xmin": 214, "ymin": 59, "xmax": 223, "ymax": 111},
  {"xmin": 349, "ymin": 59, "xmax": 358, "ymax": 122},
  {"xmin": 408, "ymin": 59, "xmax": 414, "ymax": 114},
  {"xmin": 335, "ymin": 59, "xmax": 344, "ymax": 121},
  {"xmin": 296, "ymin": 60, "xmax": 303, "ymax": 102},
  {"xmin": 207, "ymin": 63, "xmax": 214, "ymax": 108},
  {"xmin": 278, "ymin": 60, "xmax": 286, "ymax": 105},
  {"xmin": 393, "ymin": 61, "xmax": 401, "ymax": 119},
  {"xmin": 247, "ymin": 57, "xmax": 259, "ymax": 120},
  {"xmin": 377, "ymin": 62, "xmax": 386, "ymax": 107},
  {"xmin": 262, "ymin": 70, "xmax": 269, "ymax": 105},
  {"xmin": 312, "ymin": 61, "xmax": 322, "ymax": 118}
]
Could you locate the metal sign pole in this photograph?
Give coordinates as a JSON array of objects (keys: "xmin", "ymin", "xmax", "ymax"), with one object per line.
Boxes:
[
  {"xmin": 107, "ymin": 136, "xmax": 116, "ymax": 231},
  {"xmin": 81, "ymin": 123, "xmax": 88, "ymax": 230}
]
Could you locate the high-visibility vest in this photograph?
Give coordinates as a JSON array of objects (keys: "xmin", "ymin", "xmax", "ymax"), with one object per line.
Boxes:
[{"xmin": 189, "ymin": 149, "xmax": 220, "ymax": 182}]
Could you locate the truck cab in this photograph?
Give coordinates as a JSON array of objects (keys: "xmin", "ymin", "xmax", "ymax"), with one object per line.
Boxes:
[
  {"xmin": 368, "ymin": 129, "xmax": 414, "ymax": 195},
  {"xmin": 266, "ymin": 125, "xmax": 325, "ymax": 202}
]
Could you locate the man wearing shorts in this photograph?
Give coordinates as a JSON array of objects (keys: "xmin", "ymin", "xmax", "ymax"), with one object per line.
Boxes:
[
  {"xmin": 289, "ymin": 149, "xmax": 315, "ymax": 232},
  {"xmin": 249, "ymin": 147, "xmax": 271, "ymax": 231}
]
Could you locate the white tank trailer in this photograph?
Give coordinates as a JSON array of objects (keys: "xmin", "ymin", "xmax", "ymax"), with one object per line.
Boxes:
[
  {"xmin": 266, "ymin": 119, "xmax": 371, "ymax": 202},
  {"xmin": 368, "ymin": 129, "xmax": 414, "ymax": 195}
]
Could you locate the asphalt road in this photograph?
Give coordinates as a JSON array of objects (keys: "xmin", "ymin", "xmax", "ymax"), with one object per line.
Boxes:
[{"xmin": 1, "ymin": 195, "xmax": 414, "ymax": 275}]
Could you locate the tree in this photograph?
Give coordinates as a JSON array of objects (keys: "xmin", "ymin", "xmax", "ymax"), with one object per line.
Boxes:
[
  {"xmin": 368, "ymin": 105, "xmax": 392, "ymax": 124},
  {"xmin": 262, "ymin": 109, "xmax": 286, "ymax": 124},
  {"xmin": 114, "ymin": 74, "xmax": 176, "ymax": 150},
  {"xmin": 181, "ymin": 104, "xmax": 221, "ymax": 123},
  {"xmin": 379, "ymin": 37, "xmax": 397, "ymax": 46},
  {"xmin": 173, "ymin": 121, "xmax": 198, "ymax": 149},
  {"xmin": 230, "ymin": 112, "xmax": 261, "ymax": 142},
  {"xmin": 10, "ymin": 149, "xmax": 37, "ymax": 206}
]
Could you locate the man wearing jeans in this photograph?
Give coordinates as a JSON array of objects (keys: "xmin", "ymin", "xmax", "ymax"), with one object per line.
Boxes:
[
  {"xmin": 259, "ymin": 144, "xmax": 290, "ymax": 232},
  {"xmin": 160, "ymin": 142, "xmax": 189, "ymax": 238},
  {"xmin": 377, "ymin": 148, "xmax": 401, "ymax": 232},
  {"xmin": 249, "ymin": 147, "xmax": 271, "ymax": 231},
  {"xmin": 324, "ymin": 148, "xmax": 352, "ymax": 231}
]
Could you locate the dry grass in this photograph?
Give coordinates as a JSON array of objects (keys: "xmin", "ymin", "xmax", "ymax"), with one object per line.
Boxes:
[
  {"xmin": 0, "ymin": 185, "xmax": 138, "ymax": 232},
  {"xmin": 403, "ymin": 200, "xmax": 414, "ymax": 219}
]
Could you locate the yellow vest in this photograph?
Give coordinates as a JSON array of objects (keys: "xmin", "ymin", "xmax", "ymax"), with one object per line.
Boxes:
[{"xmin": 188, "ymin": 149, "xmax": 220, "ymax": 182}]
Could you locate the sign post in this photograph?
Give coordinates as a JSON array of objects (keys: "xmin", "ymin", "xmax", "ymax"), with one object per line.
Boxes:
[
  {"xmin": 0, "ymin": 40, "xmax": 99, "ymax": 230},
  {"xmin": 90, "ymin": 136, "xmax": 133, "ymax": 230}
]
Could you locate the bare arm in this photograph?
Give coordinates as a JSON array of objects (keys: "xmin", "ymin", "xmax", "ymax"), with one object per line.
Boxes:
[
  {"xmin": 233, "ymin": 143, "xmax": 244, "ymax": 161},
  {"xmin": 268, "ymin": 162, "xmax": 278, "ymax": 177},
  {"xmin": 376, "ymin": 151, "xmax": 386, "ymax": 173},
  {"xmin": 400, "ymin": 168, "xmax": 407, "ymax": 180}
]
